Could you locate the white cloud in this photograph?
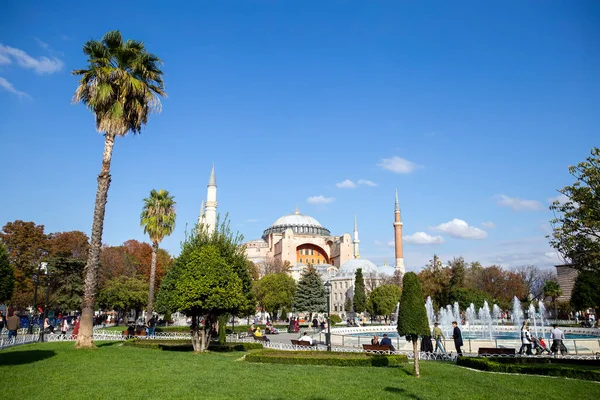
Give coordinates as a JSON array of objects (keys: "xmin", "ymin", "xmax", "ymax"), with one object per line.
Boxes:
[
  {"xmin": 497, "ymin": 195, "xmax": 544, "ymax": 212},
  {"xmin": 404, "ymin": 232, "xmax": 445, "ymax": 245},
  {"xmin": 481, "ymin": 221, "xmax": 496, "ymax": 229},
  {"xmin": 357, "ymin": 179, "xmax": 377, "ymax": 187},
  {"xmin": 433, "ymin": 218, "xmax": 488, "ymax": 240},
  {"xmin": 548, "ymin": 194, "xmax": 569, "ymax": 205},
  {"xmin": 0, "ymin": 44, "xmax": 63, "ymax": 74},
  {"xmin": 377, "ymin": 156, "xmax": 418, "ymax": 174},
  {"xmin": 0, "ymin": 77, "xmax": 30, "ymax": 98},
  {"xmin": 307, "ymin": 195, "xmax": 335, "ymax": 205},
  {"xmin": 335, "ymin": 179, "xmax": 356, "ymax": 189}
]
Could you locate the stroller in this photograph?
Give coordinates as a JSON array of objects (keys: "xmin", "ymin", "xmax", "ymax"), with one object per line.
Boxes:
[{"xmin": 532, "ymin": 337, "xmax": 551, "ymax": 355}]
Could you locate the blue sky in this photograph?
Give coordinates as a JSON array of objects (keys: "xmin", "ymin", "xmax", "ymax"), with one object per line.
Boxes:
[{"xmin": 1, "ymin": 1, "xmax": 598, "ymax": 271}]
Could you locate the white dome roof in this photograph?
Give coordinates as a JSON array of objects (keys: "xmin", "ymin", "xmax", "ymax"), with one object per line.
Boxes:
[
  {"xmin": 262, "ymin": 210, "xmax": 331, "ymax": 239},
  {"xmin": 271, "ymin": 213, "xmax": 323, "ymax": 228},
  {"xmin": 337, "ymin": 259, "xmax": 379, "ymax": 277}
]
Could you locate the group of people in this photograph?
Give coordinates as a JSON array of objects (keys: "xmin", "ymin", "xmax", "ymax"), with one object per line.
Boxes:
[
  {"xmin": 370, "ymin": 333, "xmax": 396, "ymax": 351},
  {"xmin": 0, "ymin": 310, "xmax": 80, "ymax": 340},
  {"xmin": 520, "ymin": 322, "xmax": 566, "ymax": 356}
]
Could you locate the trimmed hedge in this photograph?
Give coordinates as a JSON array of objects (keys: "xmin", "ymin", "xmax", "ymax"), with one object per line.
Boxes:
[
  {"xmin": 245, "ymin": 350, "xmax": 408, "ymax": 367},
  {"xmin": 122, "ymin": 339, "xmax": 262, "ymax": 352},
  {"xmin": 457, "ymin": 357, "xmax": 600, "ymax": 382}
]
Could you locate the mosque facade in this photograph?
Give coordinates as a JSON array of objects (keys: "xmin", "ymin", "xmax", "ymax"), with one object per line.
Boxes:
[{"xmin": 198, "ymin": 166, "xmax": 405, "ymax": 315}]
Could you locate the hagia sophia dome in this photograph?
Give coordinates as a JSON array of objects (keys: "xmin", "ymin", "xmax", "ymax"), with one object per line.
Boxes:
[
  {"xmin": 262, "ymin": 209, "xmax": 331, "ymax": 240},
  {"xmin": 336, "ymin": 259, "xmax": 380, "ymax": 278}
]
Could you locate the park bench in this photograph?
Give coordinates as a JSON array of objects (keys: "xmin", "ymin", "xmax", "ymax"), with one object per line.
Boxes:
[
  {"xmin": 291, "ymin": 340, "xmax": 315, "ymax": 347},
  {"xmin": 362, "ymin": 344, "xmax": 392, "ymax": 352},
  {"xmin": 253, "ymin": 335, "xmax": 269, "ymax": 342},
  {"xmin": 478, "ymin": 347, "xmax": 515, "ymax": 356}
]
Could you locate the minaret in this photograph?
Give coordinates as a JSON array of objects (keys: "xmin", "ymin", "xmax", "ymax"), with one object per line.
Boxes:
[
  {"xmin": 205, "ymin": 164, "xmax": 218, "ymax": 234},
  {"xmin": 197, "ymin": 199, "xmax": 206, "ymax": 226},
  {"xmin": 353, "ymin": 213, "xmax": 360, "ymax": 259},
  {"xmin": 394, "ymin": 189, "xmax": 405, "ymax": 274}
]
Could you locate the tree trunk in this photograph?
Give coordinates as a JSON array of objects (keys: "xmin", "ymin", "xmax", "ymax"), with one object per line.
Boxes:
[
  {"xmin": 413, "ymin": 338, "xmax": 420, "ymax": 377},
  {"xmin": 75, "ymin": 132, "xmax": 116, "ymax": 349},
  {"xmin": 191, "ymin": 314, "xmax": 202, "ymax": 352},
  {"xmin": 554, "ymin": 299, "xmax": 558, "ymax": 323},
  {"xmin": 146, "ymin": 242, "xmax": 158, "ymax": 323}
]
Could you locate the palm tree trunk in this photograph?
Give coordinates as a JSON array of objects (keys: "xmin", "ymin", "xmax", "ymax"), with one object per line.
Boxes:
[
  {"xmin": 146, "ymin": 241, "xmax": 158, "ymax": 323},
  {"xmin": 413, "ymin": 338, "xmax": 420, "ymax": 377},
  {"xmin": 75, "ymin": 132, "xmax": 116, "ymax": 349},
  {"xmin": 554, "ymin": 299, "xmax": 558, "ymax": 324}
]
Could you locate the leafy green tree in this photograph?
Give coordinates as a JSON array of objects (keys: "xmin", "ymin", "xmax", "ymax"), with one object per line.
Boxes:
[
  {"xmin": 0, "ymin": 243, "xmax": 15, "ymax": 304},
  {"xmin": 550, "ymin": 147, "xmax": 600, "ymax": 272},
  {"xmin": 293, "ymin": 266, "xmax": 326, "ymax": 320},
  {"xmin": 98, "ymin": 275, "xmax": 148, "ymax": 321},
  {"xmin": 48, "ymin": 257, "xmax": 85, "ymax": 313},
  {"xmin": 449, "ymin": 287, "xmax": 488, "ymax": 311},
  {"xmin": 570, "ymin": 270, "xmax": 600, "ymax": 319},
  {"xmin": 543, "ymin": 281, "xmax": 562, "ymax": 323},
  {"xmin": 140, "ymin": 189, "xmax": 176, "ymax": 322},
  {"xmin": 158, "ymin": 245, "xmax": 245, "ymax": 351},
  {"xmin": 254, "ymin": 272, "xmax": 296, "ymax": 319},
  {"xmin": 353, "ymin": 268, "xmax": 366, "ymax": 314},
  {"xmin": 397, "ymin": 272, "xmax": 430, "ymax": 378},
  {"xmin": 156, "ymin": 217, "xmax": 253, "ymax": 351},
  {"xmin": 367, "ymin": 284, "xmax": 402, "ymax": 323},
  {"xmin": 72, "ymin": 30, "xmax": 166, "ymax": 349}
]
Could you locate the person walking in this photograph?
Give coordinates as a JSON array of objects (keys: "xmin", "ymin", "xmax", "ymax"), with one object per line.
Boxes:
[
  {"xmin": 72, "ymin": 316, "xmax": 81, "ymax": 337},
  {"xmin": 59, "ymin": 317, "xmax": 69, "ymax": 339},
  {"xmin": 451, "ymin": 321, "xmax": 463, "ymax": 356},
  {"xmin": 7, "ymin": 311, "xmax": 20, "ymax": 340},
  {"xmin": 433, "ymin": 322, "xmax": 446, "ymax": 355},
  {"xmin": 147, "ymin": 315, "xmax": 157, "ymax": 337},
  {"xmin": 523, "ymin": 326, "xmax": 533, "ymax": 355},
  {"xmin": 551, "ymin": 324, "xmax": 566, "ymax": 355}
]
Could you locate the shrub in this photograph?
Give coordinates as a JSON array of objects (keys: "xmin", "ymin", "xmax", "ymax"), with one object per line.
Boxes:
[
  {"xmin": 330, "ymin": 314, "xmax": 342, "ymax": 324},
  {"xmin": 208, "ymin": 342, "xmax": 264, "ymax": 352},
  {"xmin": 457, "ymin": 357, "xmax": 600, "ymax": 382},
  {"xmin": 245, "ymin": 350, "xmax": 408, "ymax": 367},
  {"xmin": 122, "ymin": 339, "xmax": 262, "ymax": 352}
]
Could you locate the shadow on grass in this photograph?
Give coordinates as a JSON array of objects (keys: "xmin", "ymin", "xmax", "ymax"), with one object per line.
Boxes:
[
  {"xmin": 96, "ymin": 342, "xmax": 120, "ymax": 348},
  {"xmin": 0, "ymin": 350, "xmax": 56, "ymax": 366},
  {"xmin": 384, "ymin": 387, "xmax": 424, "ymax": 399}
]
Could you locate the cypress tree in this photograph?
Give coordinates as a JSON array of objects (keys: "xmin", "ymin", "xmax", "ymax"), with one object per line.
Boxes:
[
  {"xmin": 397, "ymin": 272, "xmax": 430, "ymax": 377},
  {"xmin": 353, "ymin": 268, "xmax": 366, "ymax": 314},
  {"xmin": 293, "ymin": 266, "xmax": 327, "ymax": 319}
]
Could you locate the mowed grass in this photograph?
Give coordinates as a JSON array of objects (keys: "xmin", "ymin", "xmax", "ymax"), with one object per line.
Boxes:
[{"xmin": 0, "ymin": 342, "xmax": 596, "ymax": 400}]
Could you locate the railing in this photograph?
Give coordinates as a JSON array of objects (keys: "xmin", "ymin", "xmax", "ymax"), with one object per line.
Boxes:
[{"xmin": 0, "ymin": 334, "xmax": 39, "ymax": 351}]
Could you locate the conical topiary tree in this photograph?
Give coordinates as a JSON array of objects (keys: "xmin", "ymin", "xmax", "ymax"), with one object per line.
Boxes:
[
  {"xmin": 293, "ymin": 266, "xmax": 327, "ymax": 321},
  {"xmin": 353, "ymin": 268, "xmax": 366, "ymax": 314},
  {"xmin": 397, "ymin": 272, "xmax": 430, "ymax": 377}
]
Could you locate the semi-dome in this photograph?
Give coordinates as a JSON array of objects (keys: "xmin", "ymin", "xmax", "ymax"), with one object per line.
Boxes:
[
  {"xmin": 262, "ymin": 209, "xmax": 331, "ymax": 240},
  {"xmin": 336, "ymin": 259, "xmax": 380, "ymax": 277}
]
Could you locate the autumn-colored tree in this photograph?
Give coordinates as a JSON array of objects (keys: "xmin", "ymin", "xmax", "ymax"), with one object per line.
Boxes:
[
  {"xmin": 417, "ymin": 255, "xmax": 451, "ymax": 308},
  {"xmin": 48, "ymin": 231, "xmax": 89, "ymax": 260},
  {"xmin": 0, "ymin": 221, "xmax": 48, "ymax": 308},
  {"xmin": 72, "ymin": 30, "xmax": 166, "ymax": 349},
  {"xmin": 140, "ymin": 189, "xmax": 176, "ymax": 322}
]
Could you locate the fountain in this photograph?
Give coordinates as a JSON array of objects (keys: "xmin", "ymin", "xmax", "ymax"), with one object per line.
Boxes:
[
  {"xmin": 479, "ymin": 300, "xmax": 493, "ymax": 340},
  {"xmin": 538, "ymin": 300, "xmax": 547, "ymax": 339},
  {"xmin": 392, "ymin": 302, "xmax": 400, "ymax": 326},
  {"xmin": 492, "ymin": 304, "xmax": 501, "ymax": 326},
  {"xmin": 465, "ymin": 304, "xmax": 476, "ymax": 332},
  {"xmin": 528, "ymin": 303, "xmax": 538, "ymax": 338},
  {"xmin": 512, "ymin": 296, "xmax": 523, "ymax": 329},
  {"xmin": 425, "ymin": 296, "xmax": 435, "ymax": 327},
  {"xmin": 453, "ymin": 302, "xmax": 461, "ymax": 325}
]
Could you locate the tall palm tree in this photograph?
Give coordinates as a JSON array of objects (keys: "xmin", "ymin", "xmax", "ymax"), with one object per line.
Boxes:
[
  {"xmin": 543, "ymin": 280, "xmax": 563, "ymax": 323},
  {"xmin": 140, "ymin": 189, "xmax": 176, "ymax": 322},
  {"xmin": 72, "ymin": 30, "xmax": 166, "ymax": 348}
]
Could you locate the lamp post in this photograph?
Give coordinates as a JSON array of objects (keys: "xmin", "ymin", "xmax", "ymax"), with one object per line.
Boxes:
[
  {"xmin": 28, "ymin": 262, "xmax": 45, "ymax": 334},
  {"xmin": 324, "ymin": 281, "xmax": 332, "ymax": 351},
  {"xmin": 39, "ymin": 263, "xmax": 51, "ymax": 342}
]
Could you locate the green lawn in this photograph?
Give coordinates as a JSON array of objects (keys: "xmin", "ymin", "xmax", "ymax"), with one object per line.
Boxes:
[{"xmin": 0, "ymin": 342, "xmax": 595, "ymax": 400}]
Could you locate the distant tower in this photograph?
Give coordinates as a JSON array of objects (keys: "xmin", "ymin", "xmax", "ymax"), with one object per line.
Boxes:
[
  {"xmin": 197, "ymin": 199, "xmax": 206, "ymax": 226},
  {"xmin": 353, "ymin": 214, "xmax": 360, "ymax": 259},
  {"xmin": 205, "ymin": 164, "xmax": 218, "ymax": 234},
  {"xmin": 394, "ymin": 189, "xmax": 405, "ymax": 275}
]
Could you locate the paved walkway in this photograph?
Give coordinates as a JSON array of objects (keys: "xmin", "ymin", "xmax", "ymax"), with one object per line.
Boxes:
[{"xmin": 265, "ymin": 330, "xmax": 325, "ymax": 345}]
